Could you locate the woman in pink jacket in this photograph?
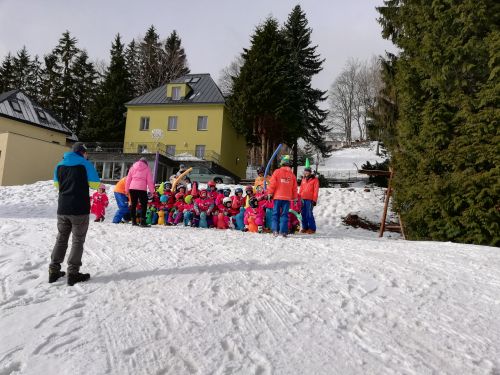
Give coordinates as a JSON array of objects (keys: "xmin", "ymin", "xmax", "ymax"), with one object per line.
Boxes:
[{"xmin": 125, "ymin": 157, "xmax": 155, "ymax": 227}]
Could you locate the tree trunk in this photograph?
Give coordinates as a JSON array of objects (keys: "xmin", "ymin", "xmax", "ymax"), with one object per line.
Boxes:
[{"xmin": 292, "ymin": 140, "xmax": 298, "ymax": 175}]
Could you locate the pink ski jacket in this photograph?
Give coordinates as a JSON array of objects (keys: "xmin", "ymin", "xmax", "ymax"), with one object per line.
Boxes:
[{"xmin": 125, "ymin": 160, "xmax": 155, "ymax": 194}]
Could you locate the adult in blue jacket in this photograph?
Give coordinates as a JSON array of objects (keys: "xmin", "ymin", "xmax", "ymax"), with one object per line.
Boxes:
[{"xmin": 49, "ymin": 142, "xmax": 100, "ymax": 286}]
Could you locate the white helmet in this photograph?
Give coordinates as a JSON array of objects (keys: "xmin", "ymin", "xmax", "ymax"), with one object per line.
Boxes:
[{"xmin": 223, "ymin": 197, "xmax": 232, "ymax": 205}]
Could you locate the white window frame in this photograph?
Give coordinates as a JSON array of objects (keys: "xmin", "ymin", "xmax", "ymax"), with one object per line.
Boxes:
[
  {"xmin": 172, "ymin": 87, "xmax": 181, "ymax": 100},
  {"xmin": 168, "ymin": 116, "xmax": 178, "ymax": 131},
  {"xmin": 139, "ymin": 117, "xmax": 150, "ymax": 131},
  {"xmin": 137, "ymin": 144, "xmax": 148, "ymax": 153},
  {"xmin": 197, "ymin": 116, "xmax": 208, "ymax": 131},
  {"xmin": 195, "ymin": 145, "xmax": 206, "ymax": 159}
]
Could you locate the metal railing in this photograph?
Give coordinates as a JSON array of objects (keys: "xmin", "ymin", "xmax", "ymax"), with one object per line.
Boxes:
[{"xmin": 87, "ymin": 142, "xmax": 220, "ymax": 163}]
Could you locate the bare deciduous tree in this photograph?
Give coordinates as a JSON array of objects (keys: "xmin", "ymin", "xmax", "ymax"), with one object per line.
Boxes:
[
  {"xmin": 218, "ymin": 55, "xmax": 243, "ymax": 96},
  {"xmin": 329, "ymin": 57, "xmax": 381, "ymax": 145}
]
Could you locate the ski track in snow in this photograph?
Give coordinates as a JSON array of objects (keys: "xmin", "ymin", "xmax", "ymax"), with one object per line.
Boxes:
[{"xmin": 0, "ymin": 181, "xmax": 499, "ymax": 374}]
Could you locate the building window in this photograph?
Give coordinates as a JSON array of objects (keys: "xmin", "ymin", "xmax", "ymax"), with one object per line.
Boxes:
[
  {"xmin": 36, "ymin": 109, "xmax": 48, "ymax": 123},
  {"xmin": 168, "ymin": 116, "xmax": 177, "ymax": 131},
  {"xmin": 10, "ymin": 101, "xmax": 22, "ymax": 113},
  {"xmin": 166, "ymin": 145, "xmax": 176, "ymax": 156},
  {"xmin": 172, "ymin": 87, "xmax": 181, "ymax": 100},
  {"xmin": 138, "ymin": 144, "xmax": 148, "ymax": 153},
  {"xmin": 139, "ymin": 117, "xmax": 150, "ymax": 131},
  {"xmin": 94, "ymin": 162, "xmax": 104, "ymax": 178},
  {"xmin": 195, "ymin": 145, "xmax": 205, "ymax": 159},
  {"xmin": 197, "ymin": 116, "xmax": 208, "ymax": 131}
]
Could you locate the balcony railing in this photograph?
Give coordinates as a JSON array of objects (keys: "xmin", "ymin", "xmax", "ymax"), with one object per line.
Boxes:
[{"xmin": 87, "ymin": 142, "xmax": 220, "ymax": 163}]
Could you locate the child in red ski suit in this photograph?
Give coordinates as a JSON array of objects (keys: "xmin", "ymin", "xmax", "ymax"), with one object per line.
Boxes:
[
  {"xmin": 168, "ymin": 193, "xmax": 185, "ymax": 225},
  {"xmin": 91, "ymin": 184, "xmax": 109, "ymax": 222},
  {"xmin": 213, "ymin": 197, "xmax": 232, "ymax": 229},
  {"xmin": 193, "ymin": 189, "xmax": 215, "ymax": 227},
  {"xmin": 230, "ymin": 188, "xmax": 246, "ymax": 216}
]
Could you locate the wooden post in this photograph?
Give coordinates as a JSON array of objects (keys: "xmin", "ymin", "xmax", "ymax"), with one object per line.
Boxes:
[{"xmin": 379, "ymin": 168, "xmax": 394, "ymax": 237}]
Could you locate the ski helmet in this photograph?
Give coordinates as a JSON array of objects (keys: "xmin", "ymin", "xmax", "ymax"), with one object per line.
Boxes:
[
  {"xmin": 235, "ymin": 187, "xmax": 243, "ymax": 195},
  {"xmin": 223, "ymin": 197, "xmax": 232, "ymax": 206},
  {"xmin": 280, "ymin": 155, "xmax": 291, "ymax": 166},
  {"xmin": 245, "ymin": 185, "xmax": 254, "ymax": 194},
  {"xmin": 184, "ymin": 195, "xmax": 193, "ymax": 204},
  {"xmin": 249, "ymin": 197, "xmax": 259, "ymax": 208},
  {"xmin": 160, "ymin": 194, "xmax": 168, "ymax": 203},
  {"xmin": 207, "ymin": 180, "xmax": 216, "ymax": 188},
  {"xmin": 223, "ymin": 188, "xmax": 231, "ymax": 197},
  {"xmin": 164, "ymin": 182, "xmax": 172, "ymax": 189},
  {"xmin": 200, "ymin": 189, "xmax": 208, "ymax": 197},
  {"xmin": 257, "ymin": 166, "xmax": 265, "ymax": 175}
]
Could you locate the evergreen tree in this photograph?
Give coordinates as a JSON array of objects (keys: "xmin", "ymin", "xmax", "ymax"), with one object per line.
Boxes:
[
  {"xmin": 0, "ymin": 53, "xmax": 15, "ymax": 93},
  {"xmin": 163, "ymin": 30, "xmax": 190, "ymax": 81},
  {"xmin": 139, "ymin": 25, "xmax": 164, "ymax": 94},
  {"xmin": 228, "ymin": 17, "xmax": 292, "ymax": 165},
  {"xmin": 125, "ymin": 39, "xmax": 141, "ymax": 97},
  {"xmin": 39, "ymin": 52, "xmax": 62, "ymax": 110},
  {"xmin": 282, "ymin": 5, "xmax": 331, "ymax": 172},
  {"xmin": 12, "ymin": 47, "xmax": 32, "ymax": 93},
  {"xmin": 81, "ymin": 34, "xmax": 133, "ymax": 141},
  {"xmin": 71, "ymin": 50, "xmax": 97, "ymax": 136},
  {"xmin": 26, "ymin": 55, "xmax": 43, "ymax": 100},
  {"xmin": 52, "ymin": 31, "xmax": 80, "ymax": 128},
  {"xmin": 377, "ymin": 0, "xmax": 499, "ymax": 245}
]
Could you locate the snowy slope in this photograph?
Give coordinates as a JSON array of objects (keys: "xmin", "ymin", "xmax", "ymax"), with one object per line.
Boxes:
[{"xmin": 1, "ymin": 181, "xmax": 499, "ymax": 375}]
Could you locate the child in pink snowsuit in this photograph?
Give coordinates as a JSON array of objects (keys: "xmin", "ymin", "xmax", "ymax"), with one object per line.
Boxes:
[
  {"xmin": 168, "ymin": 193, "xmax": 185, "ymax": 225},
  {"xmin": 288, "ymin": 196, "xmax": 302, "ymax": 234},
  {"xmin": 91, "ymin": 184, "xmax": 109, "ymax": 222},
  {"xmin": 244, "ymin": 197, "xmax": 264, "ymax": 232}
]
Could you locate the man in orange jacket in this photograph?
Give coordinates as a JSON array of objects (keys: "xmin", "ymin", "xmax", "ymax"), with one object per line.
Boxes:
[
  {"xmin": 267, "ymin": 155, "xmax": 298, "ymax": 237},
  {"xmin": 299, "ymin": 167, "xmax": 319, "ymax": 234}
]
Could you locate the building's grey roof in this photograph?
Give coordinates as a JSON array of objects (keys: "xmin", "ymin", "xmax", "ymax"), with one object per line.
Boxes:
[
  {"xmin": 126, "ymin": 73, "xmax": 225, "ymax": 106},
  {"xmin": 0, "ymin": 89, "xmax": 75, "ymax": 136}
]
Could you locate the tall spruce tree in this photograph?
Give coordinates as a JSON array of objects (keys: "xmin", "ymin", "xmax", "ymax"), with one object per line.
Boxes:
[
  {"xmin": 282, "ymin": 5, "xmax": 330, "ymax": 172},
  {"xmin": 377, "ymin": 0, "xmax": 499, "ymax": 245},
  {"xmin": 139, "ymin": 25, "xmax": 164, "ymax": 94},
  {"xmin": 228, "ymin": 17, "xmax": 292, "ymax": 165},
  {"xmin": 52, "ymin": 31, "xmax": 80, "ymax": 128},
  {"xmin": 71, "ymin": 50, "xmax": 97, "ymax": 136},
  {"xmin": 0, "ymin": 53, "xmax": 15, "ymax": 93},
  {"xmin": 39, "ymin": 52, "xmax": 62, "ymax": 110},
  {"xmin": 163, "ymin": 30, "xmax": 190, "ymax": 81},
  {"xmin": 12, "ymin": 47, "xmax": 32, "ymax": 93},
  {"xmin": 81, "ymin": 34, "xmax": 133, "ymax": 142},
  {"xmin": 125, "ymin": 39, "xmax": 141, "ymax": 97}
]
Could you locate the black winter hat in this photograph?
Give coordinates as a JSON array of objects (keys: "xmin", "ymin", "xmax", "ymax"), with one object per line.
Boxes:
[{"xmin": 72, "ymin": 142, "xmax": 87, "ymax": 155}]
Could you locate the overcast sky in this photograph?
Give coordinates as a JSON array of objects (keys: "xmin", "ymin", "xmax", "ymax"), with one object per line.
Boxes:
[{"xmin": 0, "ymin": 0, "xmax": 395, "ymax": 95}]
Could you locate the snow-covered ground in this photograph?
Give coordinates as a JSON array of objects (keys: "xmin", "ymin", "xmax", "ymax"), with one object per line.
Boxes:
[{"xmin": 1, "ymin": 181, "xmax": 499, "ymax": 375}]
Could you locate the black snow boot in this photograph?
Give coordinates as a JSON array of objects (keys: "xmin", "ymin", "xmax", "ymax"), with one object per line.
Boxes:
[
  {"xmin": 49, "ymin": 269, "xmax": 66, "ymax": 283},
  {"xmin": 67, "ymin": 272, "xmax": 90, "ymax": 286},
  {"xmin": 140, "ymin": 219, "xmax": 150, "ymax": 228}
]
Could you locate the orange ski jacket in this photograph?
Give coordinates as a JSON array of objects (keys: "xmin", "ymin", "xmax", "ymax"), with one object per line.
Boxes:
[
  {"xmin": 268, "ymin": 166, "xmax": 298, "ymax": 201},
  {"xmin": 299, "ymin": 176, "xmax": 319, "ymax": 202}
]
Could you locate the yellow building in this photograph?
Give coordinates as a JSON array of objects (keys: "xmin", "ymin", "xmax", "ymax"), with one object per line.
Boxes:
[
  {"xmin": 123, "ymin": 74, "xmax": 247, "ymax": 179},
  {"xmin": 0, "ymin": 90, "xmax": 75, "ymax": 186}
]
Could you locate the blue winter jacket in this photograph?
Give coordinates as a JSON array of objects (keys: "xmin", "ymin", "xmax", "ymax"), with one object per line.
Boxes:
[{"xmin": 53, "ymin": 152, "xmax": 100, "ymax": 215}]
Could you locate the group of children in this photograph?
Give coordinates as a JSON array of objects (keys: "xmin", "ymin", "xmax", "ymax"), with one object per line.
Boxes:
[
  {"xmin": 91, "ymin": 160, "xmax": 318, "ymax": 236},
  {"xmin": 132, "ymin": 180, "xmax": 302, "ymax": 234}
]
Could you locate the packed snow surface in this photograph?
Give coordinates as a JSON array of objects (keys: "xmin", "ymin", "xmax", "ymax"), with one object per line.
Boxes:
[{"xmin": 1, "ymin": 181, "xmax": 499, "ymax": 375}]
